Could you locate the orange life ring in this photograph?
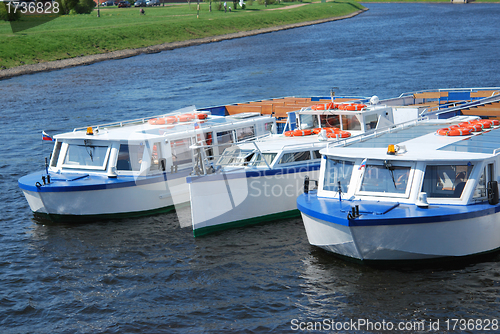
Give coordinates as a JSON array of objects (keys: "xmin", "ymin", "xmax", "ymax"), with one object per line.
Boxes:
[
  {"xmin": 284, "ymin": 131, "xmax": 294, "ymax": 137},
  {"xmin": 471, "ymin": 120, "xmax": 491, "ymax": 129},
  {"xmin": 164, "ymin": 116, "xmax": 178, "ymax": 124},
  {"xmin": 326, "ymin": 130, "xmax": 351, "ymax": 139},
  {"xmin": 195, "ymin": 113, "xmax": 208, "ymax": 120},
  {"xmin": 345, "ymin": 104, "xmax": 366, "ymax": 111},
  {"xmin": 447, "ymin": 127, "xmax": 472, "ymax": 136},
  {"xmin": 178, "ymin": 114, "xmax": 194, "ymax": 122},
  {"xmin": 313, "ymin": 127, "xmax": 340, "ymax": 134},
  {"xmin": 292, "ymin": 129, "xmax": 313, "ymax": 136},
  {"xmin": 311, "ymin": 102, "xmax": 335, "ymax": 110},
  {"xmin": 491, "ymin": 119, "xmax": 500, "ymax": 126},
  {"xmin": 148, "ymin": 118, "xmax": 165, "ymax": 125},
  {"xmin": 463, "ymin": 123, "xmax": 483, "ymax": 132},
  {"xmin": 205, "ymin": 132, "xmax": 213, "ymax": 145},
  {"xmin": 436, "ymin": 128, "xmax": 450, "ymax": 136}
]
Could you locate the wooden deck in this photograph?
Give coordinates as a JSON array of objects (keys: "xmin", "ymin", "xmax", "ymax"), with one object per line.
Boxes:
[
  {"xmin": 224, "ymin": 97, "xmax": 357, "ymax": 123},
  {"xmin": 459, "ymin": 101, "xmax": 500, "ymax": 120}
]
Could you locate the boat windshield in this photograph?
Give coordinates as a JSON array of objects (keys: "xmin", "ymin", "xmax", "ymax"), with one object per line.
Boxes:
[
  {"xmin": 323, "ymin": 159, "xmax": 354, "ymax": 193},
  {"xmin": 279, "ymin": 151, "xmax": 311, "ymax": 164},
  {"xmin": 298, "ymin": 114, "xmax": 319, "ymax": 129},
  {"xmin": 342, "ymin": 115, "xmax": 362, "ymax": 131},
  {"xmin": 252, "ymin": 153, "xmax": 277, "ymax": 167},
  {"xmin": 320, "ymin": 115, "xmax": 340, "ymax": 128},
  {"xmin": 216, "ymin": 149, "xmax": 255, "ymax": 167},
  {"xmin": 359, "ymin": 163, "xmax": 410, "ymax": 195},
  {"xmin": 116, "ymin": 144, "xmax": 144, "ymax": 171},
  {"xmin": 62, "ymin": 144, "xmax": 110, "ymax": 170},
  {"xmin": 421, "ymin": 164, "xmax": 473, "ymax": 198}
]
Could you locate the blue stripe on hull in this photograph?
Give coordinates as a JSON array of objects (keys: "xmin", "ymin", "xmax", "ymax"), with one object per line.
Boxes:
[
  {"xmin": 187, "ymin": 163, "xmax": 320, "ymax": 183},
  {"xmin": 18, "ymin": 170, "xmax": 189, "ymax": 193},
  {"xmin": 297, "ymin": 192, "xmax": 500, "ymax": 227}
]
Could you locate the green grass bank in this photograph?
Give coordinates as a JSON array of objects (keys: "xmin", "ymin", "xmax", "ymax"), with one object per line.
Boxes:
[{"xmin": 0, "ymin": 1, "xmax": 364, "ymax": 71}]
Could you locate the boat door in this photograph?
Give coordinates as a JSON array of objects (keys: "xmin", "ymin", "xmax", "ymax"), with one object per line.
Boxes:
[
  {"xmin": 472, "ymin": 161, "xmax": 497, "ymax": 203},
  {"xmin": 146, "ymin": 140, "xmax": 168, "ymax": 174}
]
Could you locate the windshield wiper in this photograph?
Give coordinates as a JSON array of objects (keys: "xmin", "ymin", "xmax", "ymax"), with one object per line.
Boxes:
[{"xmin": 384, "ymin": 160, "xmax": 397, "ymax": 189}]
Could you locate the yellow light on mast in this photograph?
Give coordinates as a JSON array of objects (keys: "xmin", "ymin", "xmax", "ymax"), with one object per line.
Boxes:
[{"xmin": 387, "ymin": 144, "xmax": 396, "ymax": 155}]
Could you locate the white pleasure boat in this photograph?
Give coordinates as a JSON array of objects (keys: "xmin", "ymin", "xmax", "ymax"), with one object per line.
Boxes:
[
  {"xmin": 189, "ymin": 87, "xmax": 500, "ymax": 237},
  {"xmin": 298, "ymin": 116, "xmax": 500, "ymax": 262},
  {"xmin": 18, "ymin": 108, "xmax": 275, "ymax": 222}
]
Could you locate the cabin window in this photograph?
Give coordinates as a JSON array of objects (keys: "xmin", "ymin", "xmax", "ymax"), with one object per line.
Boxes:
[
  {"xmin": 264, "ymin": 122, "xmax": 274, "ymax": 133},
  {"xmin": 170, "ymin": 138, "xmax": 193, "ymax": 167},
  {"xmin": 203, "ymin": 132, "xmax": 214, "ymax": 160},
  {"xmin": 364, "ymin": 114, "xmax": 378, "ymax": 130},
  {"xmin": 312, "ymin": 150, "xmax": 321, "ymax": 159},
  {"xmin": 360, "ymin": 164, "xmax": 410, "ymax": 194},
  {"xmin": 216, "ymin": 149, "xmax": 254, "ymax": 167},
  {"xmin": 253, "ymin": 153, "xmax": 277, "ymax": 167},
  {"xmin": 320, "ymin": 115, "xmax": 340, "ymax": 128},
  {"xmin": 50, "ymin": 141, "xmax": 62, "ymax": 167},
  {"xmin": 342, "ymin": 115, "xmax": 361, "ymax": 131},
  {"xmin": 116, "ymin": 144, "xmax": 143, "ymax": 171},
  {"xmin": 473, "ymin": 168, "xmax": 487, "ymax": 200},
  {"xmin": 217, "ymin": 130, "xmax": 234, "ymax": 153},
  {"xmin": 62, "ymin": 144, "xmax": 110, "ymax": 170},
  {"xmin": 279, "ymin": 151, "xmax": 311, "ymax": 164},
  {"xmin": 323, "ymin": 159, "xmax": 354, "ymax": 193},
  {"xmin": 421, "ymin": 164, "xmax": 473, "ymax": 198},
  {"xmin": 299, "ymin": 114, "xmax": 319, "ymax": 129},
  {"xmin": 236, "ymin": 126, "xmax": 255, "ymax": 141},
  {"xmin": 149, "ymin": 142, "xmax": 163, "ymax": 171}
]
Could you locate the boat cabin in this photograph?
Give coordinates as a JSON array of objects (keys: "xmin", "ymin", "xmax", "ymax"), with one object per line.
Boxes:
[
  {"xmin": 48, "ymin": 111, "xmax": 276, "ymax": 178},
  {"xmin": 317, "ymin": 117, "xmax": 500, "ymax": 207}
]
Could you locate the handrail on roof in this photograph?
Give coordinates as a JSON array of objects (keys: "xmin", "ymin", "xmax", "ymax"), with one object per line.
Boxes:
[
  {"xmin": 324, "ymin": 116, "xmax": 429, "ymax": 154},
  {"xmin": 398, "ymin": 87, "xmax": 500, "ymax": 99},
  {"xmin": 72, "ymin": 109, "xmax": 200, "ymax": 132}
]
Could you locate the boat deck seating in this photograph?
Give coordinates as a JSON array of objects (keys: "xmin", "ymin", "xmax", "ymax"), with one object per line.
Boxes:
[
  {"xmin": 460, "ymin": 101, "xmax": 500, "ymax": 118},
  {"xmin": 470, "ymin": 90, "xmax": 500, "ymax": 98},
  {"xmin": 413, "ymin": 92, "xmax": 449, "ymax": 100},
  {"xmin": 224, "ymin": 97, "xmax": 366, "ymax": 124}
]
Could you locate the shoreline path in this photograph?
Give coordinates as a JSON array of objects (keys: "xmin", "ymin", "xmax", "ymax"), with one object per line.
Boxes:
[{"xmin": 0, "ymin": 7, "xmax": 367, "ymax": 80}]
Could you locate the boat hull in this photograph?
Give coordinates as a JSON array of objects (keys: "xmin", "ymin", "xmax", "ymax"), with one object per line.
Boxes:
[
  {"xmin": 18, "ymin": 170, "xmax": 190, "ymax": 222},
  {"xmin": 188, "ymin": 164, "xmax": 320, "ymax": 236},
  {"xmin": 298, "ymin": 193, "xmax": 500, "ymax": 261}
]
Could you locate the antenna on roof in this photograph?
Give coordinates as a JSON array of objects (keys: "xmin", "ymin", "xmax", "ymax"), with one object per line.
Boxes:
[{"xmin": 330, "ymin": 87, "xmax": 339, "ymax": 102}]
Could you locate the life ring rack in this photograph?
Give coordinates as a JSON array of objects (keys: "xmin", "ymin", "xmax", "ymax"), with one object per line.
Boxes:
[
  {"xmin": 148, "ymin": 113, "xmax": 208, "ymax": 125},
  {"xmin": 326, "ymin": 130, "xmax": 351, "ymax": 139},
  {"xmin": 284, "ymin": 129, "xmax": 313, "ymax": 137},
  {"xmin": 437, "ymin": 119, "xmax": 500, "ymax": 136}
]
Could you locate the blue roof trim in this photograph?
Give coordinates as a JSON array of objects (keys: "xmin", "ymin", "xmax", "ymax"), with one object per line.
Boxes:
[
  {"xmin": 18, "ymin": 169, "xmax": 189, "ymax": 193},
  {"xmin": 186, "ymin": 163, "xmax": 320, "ymax": 184},
  {"xmin": 297, "ymin": 192, "xmax": 500, "ymax": 227}
]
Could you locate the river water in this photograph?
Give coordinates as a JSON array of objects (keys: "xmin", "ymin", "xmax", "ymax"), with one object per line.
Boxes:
[{"xmin": 2, "ymin": 3, "xmax": 500, "ymax": 333}]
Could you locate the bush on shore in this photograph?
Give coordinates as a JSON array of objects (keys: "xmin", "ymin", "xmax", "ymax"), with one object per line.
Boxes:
[
  {"xmin": 57, "ymin": 0, "xmax": 96, "ymax": 15},
  {"xmin": 0, "ymin": 3, "xmax": 22, "ymax": 21}
]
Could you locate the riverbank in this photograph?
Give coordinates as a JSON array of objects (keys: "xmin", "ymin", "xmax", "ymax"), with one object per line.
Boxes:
[{"xmin": 0, "ymin": 2, "xmax": 365, "ymax": 80}]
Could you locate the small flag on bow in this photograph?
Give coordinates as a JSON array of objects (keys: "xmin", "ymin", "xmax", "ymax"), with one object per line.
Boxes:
[
  {"xmin": 42, "ymin": 131, "xmax": 54, "ymax": 141},
  {"xmin": 358, "ymin": 158, "xmax": 367, "ymax": 170}
]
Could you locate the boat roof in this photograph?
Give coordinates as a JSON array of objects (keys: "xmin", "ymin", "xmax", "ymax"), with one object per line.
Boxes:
[
  {"xmin": 322, "ymin": 116, "xmax": 500, "ymax": 162},
  {"xmin": 233, "ymin": 134, "xmax": 328, "ymax": 152},
  {"xmin": 54, "ymin": 112, "xmax": 272, "ymax": 142}
]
